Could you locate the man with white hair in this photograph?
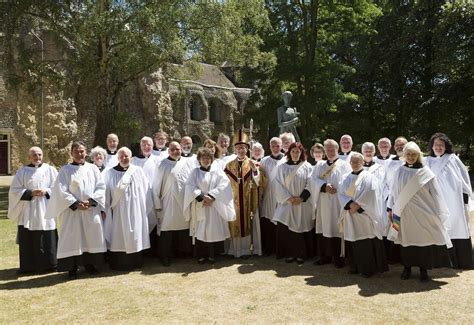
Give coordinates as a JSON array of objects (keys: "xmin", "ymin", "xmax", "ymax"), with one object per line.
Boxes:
[
  {"xmin": 131, "ymin": 136, "xmax": 160, "ymax": 254},
  {"xmin": 105, "ymin": 133, "xmax": 119, "ymax": 168},
  {"xmin": 217, "ymin": 133, "xmax": 236, "ymax": 166},
  {"xmin": 338, "ymin": 134, "xmax": 354, "ymax": 162},
  {"xmin": 374, "ymin": 137, "xmax": 395, "ymax": 166},
  {"xmin": 180, "ymin": 136, "xmax": 194, "ymax": 158},
  {"xmin": 8, "ymin": 146, "xmax": 59, "ymax": 274},
  {"xmin": 153, "ymin": 141, "xmax": 195, "ymax": 266},
  {"xmin": 103, "ymin": 147, "xmax": 152, "ymax": 270},
  {"xmin": 311, "ymin": 139, "xmax": 351, "ymax": 267},
  {"xmin": 280, "ymin": 132, "xmax": 296, "ymax": 153},
  {"xmin": 259, "ymin": 137, "xmax": 286, "ymax": 255},
  {"xmin": 131, "ymin": 136, "xmax": 159, "ymax": 179}
]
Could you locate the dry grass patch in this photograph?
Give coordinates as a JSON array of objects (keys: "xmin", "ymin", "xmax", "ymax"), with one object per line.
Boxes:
[{"xmin": 1, "ymin": 179, "xmax": 474, "ymax": 323}]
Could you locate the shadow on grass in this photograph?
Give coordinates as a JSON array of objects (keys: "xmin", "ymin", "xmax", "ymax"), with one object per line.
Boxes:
[
  {"xmin": 140, "ymin": 254, "xmax": 247, "ymax": 277},
  {"xmin": 236, "ymin": 256, "xmax": 462, "ymax": 297},
  {"xmin": 0, "ymin": 266, "xmax": 133, "ymax": 290}
]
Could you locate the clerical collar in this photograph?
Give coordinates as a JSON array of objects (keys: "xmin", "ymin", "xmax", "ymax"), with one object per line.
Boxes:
[
  {"xmin": 339, "ymin": 151, "xmax": 351, "ymax": 155},
  {"xmin": 405, "ymin": 162, "xmax": 423, "ymax": 169},
  {"xmin": 27, "ymin": 163, "xmax": 43, "ymax": 168},
  {"xmin": 107, "ymin": 149, "xmax": 117, "ymax": 155},
  {"xmin": 252, "ymin": 158, "xmax": 262, "ymax": 162},
  {"xmin": 352, "ymin": 169, "xmax": 363, "ymax": 175},
  {"xmin": 363, "ymin": 161, "xmax": 375, "ymax": 167},
  {"xmin": 182, "ymin": 153, "xmax": 193, "ymax": 158},
  {"xmin": 136, "ymin": 154, "xmax": 151, "ymax": 159},
  {"xmin": 270, "ymin": 153, "xmax": 284, "ymax": 160},
  {"xmin": 392, "ymin": 156, "xmax": 400, "ymax": 161},
  {"xmin": 114, "ymin": 164, "xmax": 129, "ymax": 171},
  {"xmin": 71, "ymin": 161, "xmax": 85, "ymax": 166},
  {"xmin": 200, "ymin": 166, "xmax": 211, "ymax": 172},
  {"xmin": 97, "ymin": 165, "xmax": 105, "ymax": 172},
  {"xmin": 237, "ymin": 157, "xmax": 247, "ymax": 162},
  {"xmin": 167, "ymin": 156, "xmax": 180, "ymax": 162},
  {"xmin": 431, "ymin": 153, "xmax": 446, "ymax": 158},
  {"xmin": 376, "ymin": 154, "xmax": 389, "ymax": 160},
  {"xmin": 286, "ymin": 159, "xmax": 301, "ymax": 165},
  {"xmin": 153, "ymin": 146, "xmax": 166, "ymax": 152},
  {"xmin": 327, "ymin": 158, "xmax": 339, "ymax": 166}
]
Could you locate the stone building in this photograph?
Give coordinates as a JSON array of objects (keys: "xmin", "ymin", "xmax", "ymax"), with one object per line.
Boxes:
[{"xmin": 0, "ymin": 62, "xmax": 254, "ymax": 174}]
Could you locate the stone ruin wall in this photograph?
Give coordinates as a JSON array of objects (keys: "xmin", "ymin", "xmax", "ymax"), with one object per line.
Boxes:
[{"xmin": 2, "ymin": 69, "xmax": 251, "ymax": 173}]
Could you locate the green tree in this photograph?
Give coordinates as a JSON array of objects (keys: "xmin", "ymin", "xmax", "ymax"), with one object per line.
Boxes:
[{"xmin": 1, "ymin": 0, "xmax": 272, "ymax": 145}]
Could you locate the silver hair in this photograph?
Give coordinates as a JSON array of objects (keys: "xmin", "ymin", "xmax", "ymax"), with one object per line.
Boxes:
[
  {"xmin": 340, "ymin": 134, "xmax": 353, "ymax": 143},
  {"xmin": 361, "ymin": 142, "xmax": 376, "ymax": 152},
  {"xmin": 141, "ymin": 136, "xmax": 153, "ymax": 144},
  {"xmin": 280, "ymin": 132, "xmax": 296, "ymax": 143},
  {"xmin": 269, "ymin": 137, "xmax": 282, "ymax": 145},
  {"xmin": 91, "ymin": 146, "xmax": 107, "ymax": 160},
  {"xmin": 117, "ymin": 146, "xmax": 132, "ymax": 157},
  {"xmin": 323, "ymin": 139, "xmax": 339, "ymax": 149},
  {"xmin": 377, "ymin": 137, "xmax": 391, "ymax": 146}
]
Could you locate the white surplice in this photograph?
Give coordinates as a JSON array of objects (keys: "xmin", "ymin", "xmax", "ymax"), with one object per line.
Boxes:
[
  {"xmin": 338, "ymin": 171, "xmax": 383, "ymax": 241},
  {"xmin": 387, "ymin": 165, "xmax": 452, "ymax": 248},
  {"xmin": 103, "ymin": 165, "xmax": 152, "ymax": 253},
  {"xmin": 311, "ymin": 159, "xmax": 351, "ymax": 238},
  {"xmin": 260, "ymin": 154, "xmax": 287, "ymax": 222},
  {"xmin": 45, "ymin": 163, "xmax": 106, "ymax": 259},
  {"xmin": 152, "ymin": 158, "xmax": 195, "ymax": 232},
  {"xmin": 8, "ymin": 163, "xmax": 58, "ymax": 230},
  {"xmin": 426, "ymin": 154, "xmax": 472, "ymax": 239},
  {"xmin": 183, "ymin": 167, "xmax": 236, "ymax": 243},
  {"xmin": 273, "ymin": 162, "xmax": 314, "ymax": 232}
]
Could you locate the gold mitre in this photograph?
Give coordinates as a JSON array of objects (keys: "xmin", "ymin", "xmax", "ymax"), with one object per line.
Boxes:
[{"xmin": 232, "ymin": 129, "xmax": 249, "ymax": 147}]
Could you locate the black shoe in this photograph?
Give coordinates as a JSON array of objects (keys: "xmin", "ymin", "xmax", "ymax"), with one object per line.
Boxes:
[
  {"xmin": 68, "ymin": 269, "xmax": 78, "ymax": 280},
  {"xmin": 240, "ymin": 255, "xmax": 251, "ymax": 260},
  {"xmin": 334, "ymin": 258, "xmax": 345, "ymax": 268},
  {"xmin": 400, "ymin": 267, "xmax": 411, "ymax": 280},
  {"xmin": 198, "ymin": 258, "xmax": 206, "ymax": 265},
  {"xmin": 285, "ymin": 257, "xmax": 295, "ymax": 263},
  {"xmin": 161, "ymin": 258, "xmax": 171, "ymax": 267},
  {"xmin": 361, "ymin": 272, "xmax": 373, "ymax": 278},
  {"xmin": 348, "ymin": 267, "xmax": 358, "ymax": 274},
  {"xmin": 16, "ymin": 269, "xmax": 34, "ymax": 276},
  {"xmin": 84, "ymin": 264, "xmax": 99, "ymax": 275},
  {"xmin": 207, "ymin": 257, "xmax": 215, "ymax": 264},
  {"xmin": 314, "ymin": 257, "xmax": 331, "ymax": 266},
  {"xmin": 296, "ymin": 258, "xmax": 304, "ymax": 265},
  {"xmin": 419, "ymin": 269, "xmax": 430, "ymax": 282}
]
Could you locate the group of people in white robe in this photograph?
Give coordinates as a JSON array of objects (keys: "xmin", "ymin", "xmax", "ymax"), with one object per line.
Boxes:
[{"xmin": 8, "ymin": 130, "xmax": 473, "ymax": 283}]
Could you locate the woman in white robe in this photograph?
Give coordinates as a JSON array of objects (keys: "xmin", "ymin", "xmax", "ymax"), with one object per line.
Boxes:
[
  {"xmin": 184, "ymin": 148, "xmax": 236, "ymax": 264},
  {"xmin": 103, "ymin": 147, "xmax": 152, "ymax": 270},
  {"xmin": 8, "ymin": 147, "xmax": 58, "ymax": 274},
  {"xmin": 388, "ymin": 142, "xmax": 452, "ymax": 282},
  {"xmin": 426, "ymin": 133, "xmax": 472, "ymax": 269},
  {"xmin": 338, "ymin": 153, "xmax": 388, "ymax": 277},
  {"xmin": 273, "ymin": 142, "xmax": 314, "ymax": 264},
  {"xmin": 45, "ymin": 141, "xmax": 106, "ymax": 279}
]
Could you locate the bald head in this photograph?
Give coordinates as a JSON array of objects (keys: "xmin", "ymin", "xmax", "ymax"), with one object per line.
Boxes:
[
  {"xmin": 168, "ymin": 141, "xmax": 181, "ymax": 160},
  {"xmin": 106, "ymin": 133, "xmax": 119, "ymax": 151},
  {"xmin": 180, "ymin": 136, "xmax": 193, "ymax": 154}
]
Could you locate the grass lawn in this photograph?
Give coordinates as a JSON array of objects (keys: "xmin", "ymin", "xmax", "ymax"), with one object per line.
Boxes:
[{"xmin": 1, "ymin": 179, "xmax": 473, "ymax": 323}]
